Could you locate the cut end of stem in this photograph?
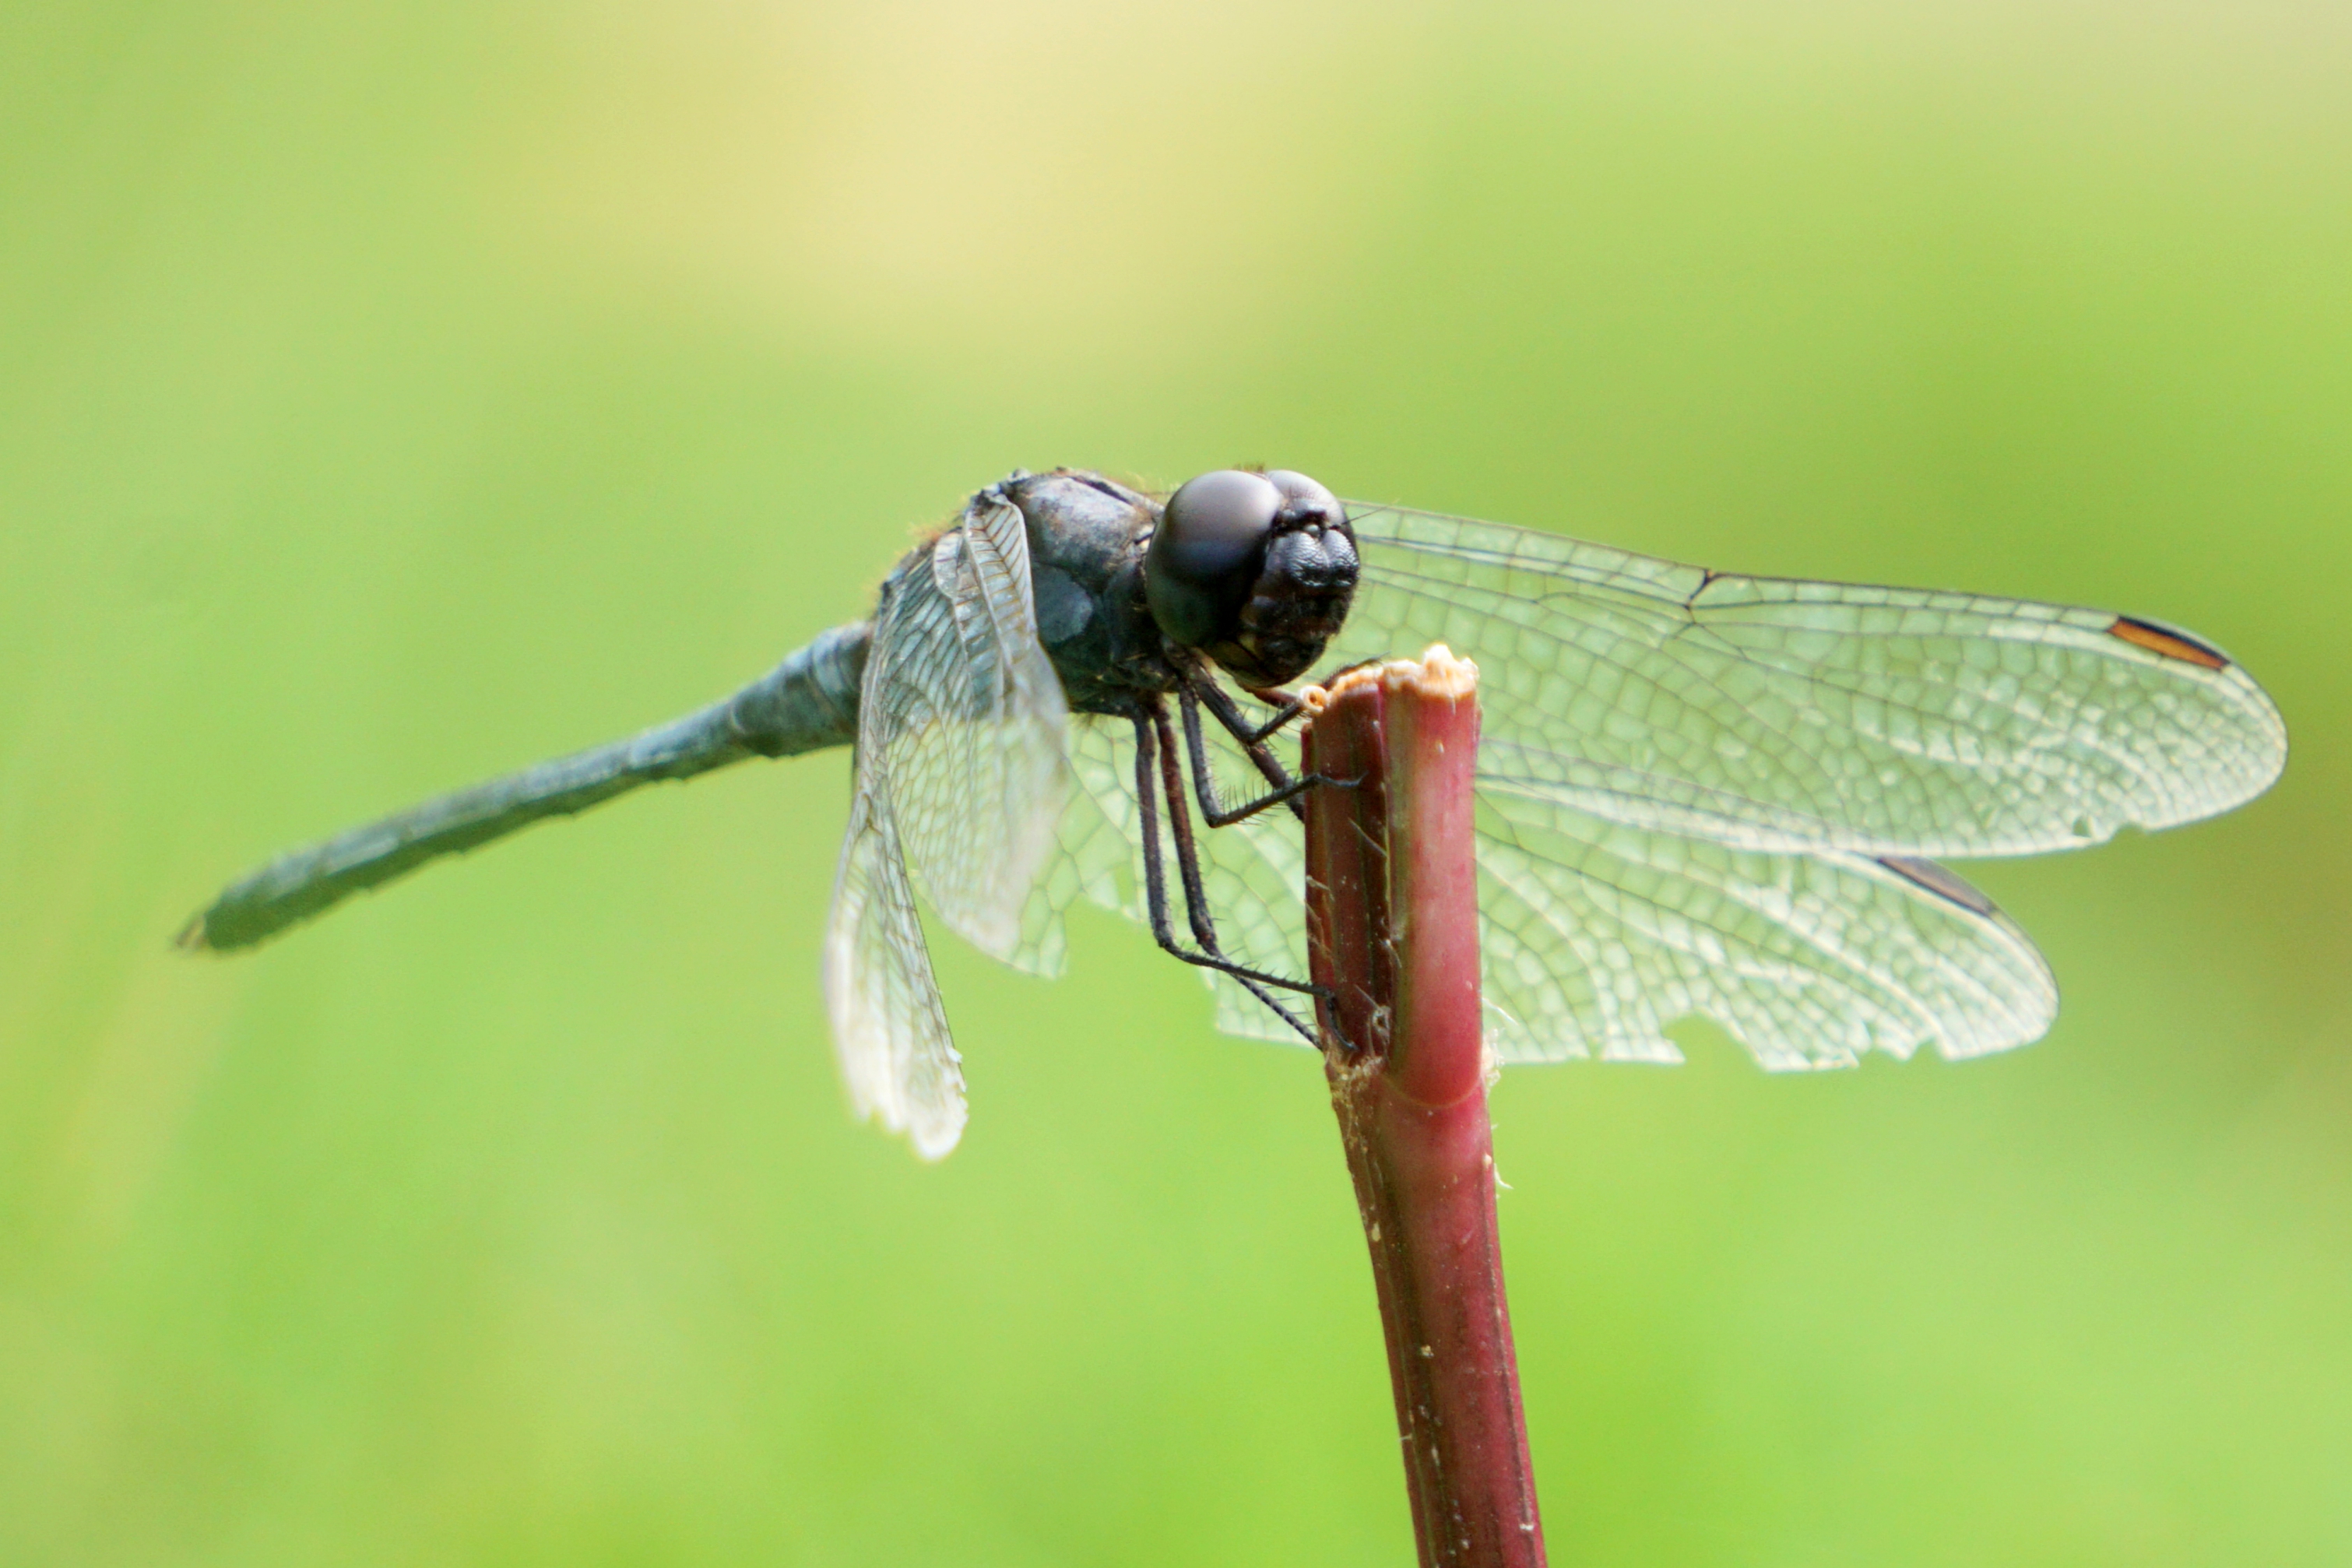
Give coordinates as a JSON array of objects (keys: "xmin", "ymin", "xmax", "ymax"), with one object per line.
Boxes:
[{"xmin": 1300, "ymin": 643, "xmax": 1481, "ymax": 718}]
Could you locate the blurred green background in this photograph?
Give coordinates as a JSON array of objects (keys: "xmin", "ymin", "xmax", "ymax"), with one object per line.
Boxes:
[{"xmin": 4, "ymin": 3, "xmax": 2347, "ymax": 1563}]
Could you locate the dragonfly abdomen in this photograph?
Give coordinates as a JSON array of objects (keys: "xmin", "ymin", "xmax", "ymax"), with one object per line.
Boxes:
[{"xmin": 180, "ymin": 621, "xmax": 871, "ymax": 951}]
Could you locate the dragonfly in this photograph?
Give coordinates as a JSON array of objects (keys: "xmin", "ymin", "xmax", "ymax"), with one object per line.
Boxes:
[{"xmin": 182, "ymin": 468, "xmax": 2288, "ymax": 1158}]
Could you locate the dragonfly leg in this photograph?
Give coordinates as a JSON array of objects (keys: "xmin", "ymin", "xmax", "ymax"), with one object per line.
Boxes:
[
  {"xmin": 1216, "ymin": 656, "xmax": 1384, "ymax": 744},
  {"xmin": 1230, "ymin": 692, "xmax": 1309, "ymax": 747},
  {"xmin": 1130, "ymin": 709, "xmax": 1323, "ymax": 1040},
  {"xmin": 1180, "ymin": 678, "xmax": 1356, "ymax": 827}
]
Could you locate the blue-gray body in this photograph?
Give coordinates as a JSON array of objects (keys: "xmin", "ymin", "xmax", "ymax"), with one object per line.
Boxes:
[{"xmin": 182, "ymin": 471, "xmax": 1175, "ymax": 951}]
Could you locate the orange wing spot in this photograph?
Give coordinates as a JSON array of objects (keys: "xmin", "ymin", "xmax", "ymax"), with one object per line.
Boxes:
[{"xmin": 2108, "ymin": 616, "xmax": 2227, "ymax": 670}]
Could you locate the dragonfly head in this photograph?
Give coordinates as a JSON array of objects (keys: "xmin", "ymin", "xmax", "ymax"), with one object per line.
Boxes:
[{"xmin": 1145, "ymin": 469, "xmax": 1359, "ymax": 689}]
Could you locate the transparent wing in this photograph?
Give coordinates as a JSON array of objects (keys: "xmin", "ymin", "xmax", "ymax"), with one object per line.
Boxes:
[
  {"xmin": 1002, "ymin": 713, "xmax": 1136, "ymax": 980},
  {"xmin": 1058, "ymin": 709, "xmax": 1317, "ymax": 1048},
  {"xmin": 1176, "ymin": 712, "xmax": 1320, "ymax": 1042},
  {"xmin": 1011, "ymin": 703, "xmax": 1313, "ymax": 1043},
  {"xmin": 821, "ymin": 494, "xmax": 1068, "ymax": 1158},
  {"xmin": 1025, "ymin": 697, "xmax": 2055, "ymax": 1072},
  {"xmin": 824, "ymin": 780, "xmax": 965, "ymax": 1158},
  {"xmin": 1341, "ymin": 503, "xmax": 2287, "ymax": 858},
  {"xmin": 1471, "ymin": 786, "xmax": 2056, "ymax": 1067},
  {"xmin": 887, "ymin": 499, "xmax": 1071, "ymax": 959}
]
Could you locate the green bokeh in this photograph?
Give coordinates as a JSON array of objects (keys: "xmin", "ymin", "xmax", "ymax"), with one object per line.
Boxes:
[{"xmin": 5, "ymin": 5, "xmax": 2347, "ymax": 1563}]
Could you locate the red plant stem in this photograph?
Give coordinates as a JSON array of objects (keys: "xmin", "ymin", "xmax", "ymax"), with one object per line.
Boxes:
[{"xmin": 1303, "ymin": 649, "xmax": 1546, "ymax": 1568}]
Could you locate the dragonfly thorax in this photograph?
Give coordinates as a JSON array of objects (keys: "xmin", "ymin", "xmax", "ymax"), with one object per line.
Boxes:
[{"xmin": 1002, "ymin": 469, "xmax": 1174, "ymax": 715}]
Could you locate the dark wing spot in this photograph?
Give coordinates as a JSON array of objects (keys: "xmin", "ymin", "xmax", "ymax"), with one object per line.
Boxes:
[
  {"xmin": 1878, "ymin": 856, "xmax": 1999, "ymax": 916},
  {"xmin": 2108, "ymin": 615, "xmax": 2228, "ymax": 670}
]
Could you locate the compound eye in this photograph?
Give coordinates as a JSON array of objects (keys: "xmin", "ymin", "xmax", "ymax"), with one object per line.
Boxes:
[{"xmin": 1146, "ymin": 469, "xmax": 1284, "ymax": 649}]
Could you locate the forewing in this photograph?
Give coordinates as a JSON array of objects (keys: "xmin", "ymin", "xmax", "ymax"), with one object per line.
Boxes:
[
  {"xmin": 881, "ymin": 498, "xmax": 1071, "ymax": 962},
  {"xmin": 1472, "ymin": 784, "xmax": 2056, "ymax": 1067},
  {"xmin": 1341, "ymin": 504, "xmax": 2287, "ymax": 858},
  {"xmin": 820, "ymin": 496, "xmax": 1069, "ymax": 1158}
]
